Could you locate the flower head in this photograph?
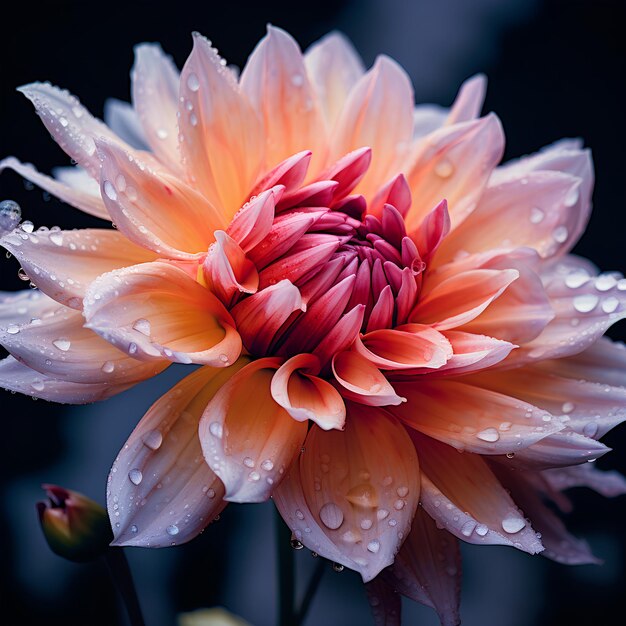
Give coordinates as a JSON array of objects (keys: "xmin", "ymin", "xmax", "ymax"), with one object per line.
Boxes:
[{"xmin": 2, "ymin": 26, "xmax": 626, "ymax": 624}]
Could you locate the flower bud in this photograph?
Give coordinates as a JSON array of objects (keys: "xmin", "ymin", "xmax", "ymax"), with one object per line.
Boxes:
[{"xmin": 36, "ymin": 484, "xmax": 113, "ymax": 562}]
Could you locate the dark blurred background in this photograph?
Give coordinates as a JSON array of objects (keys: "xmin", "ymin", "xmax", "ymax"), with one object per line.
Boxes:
[{"xmin": 1, "ymin": 1, "xmax": 625, "ymax": 625}]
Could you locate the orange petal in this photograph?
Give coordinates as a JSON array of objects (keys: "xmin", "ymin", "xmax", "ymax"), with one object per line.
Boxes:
[
  {"xmin": 179, "ymin": 33, "xmax": 263, "ymax": 216},
  {"xmin": 271, "ymin": 353, "xmax": 346, "ymax": 430},
  {"xmin": 414, "ymin": 433, "xmax": 543, "ymax": 554},
  {"xmin": 274, "ymin": 405, "xmax": 419, "ymax": 582},
  {"xmin": 391, "ymin": 379, "xmax": 564, "ymax": 455},
  {"xmin": 240, "ymin": 26, "xmax": 326, "ymax": 176},
  {"xmin": 332, "ymin": 350, "xmax": 405, "ymax": 406},
  {"xmin": 108, "ymin": 361, "xmax": 249, "ymax": 547},
  {"xmin": 199, "ymin": 358, "xmax": 307, "ymax": 503},
  {"xmin": 0, "ymin": 228, "xmax": 157, "ymax": 309},
  {"xmin": 97, "ymin": 139, "xmax": 225, "ymax": 258},
  {"xmin": 83, "ymin": 261, "xmax": 241, "ymax": 365}
]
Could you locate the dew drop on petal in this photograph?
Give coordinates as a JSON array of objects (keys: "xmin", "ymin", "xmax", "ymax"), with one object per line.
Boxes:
[
  {"xmin": 101, "ymin": 361, "xmax": 115, "ymax": 373},
  {"xmin": 49, "ymin": 231, "xmax": 63, "ymax": 246},
  {"xmin": 319, "ymin": 502, "xmax": 344, "ymax": 530},
  {"xmin": 564, "ymin": 187, "xmax": 580, "ymax": 207},
  {"xmin": 602, "ymin": 297, "xmax": 619, "ymax": 313},
  {"xmin": 501, "ymin": 517, "xmax": 526, "ymax": 534},
  {"xmin": 360, "ymin": 519, "xmax": 373, "ymax": 530},
  {"xmin": 376, "ymin": 508, "xmax": 389, "ymax": 521},
  {"xmin": 562, "ymin": 402, "xmax": 575, "ymax": 413},
  {"xmin": 31, "ymin": 378, "xmax": 45, "ymax": 392},
  {"xmin": 332, "ymin": 563, "xmax": 344, "ymax": 573},
  {"xmin": 130, "ymin": 525, "xmax": 138, "ymax": 533},
  {"xmin": 573, "ymin": 294, "xmax": 598, "ymax": 313},
  {"xmin": 166, "ymin": 524, "xmax": 179, "ymax": 536},
  {"xmin": 243, "ymin": 457, "xmax": 255, "ymax": 468},
  {"xmin": 529, "ymin": 207, "xmax": 545, "ymax": 224},
  {"xmin": 52, "ymin": 338, "xmax": 71, "ymax": 351},
  {"xmin": 595, "ymin": 274, "xmax": 617, "ymax": 291},
  {"xmin": 476, "ymin": 524, "xmax": 489, "ymax": 537},
  {"xmin": 0, "ymin": 200, "xmax": 21, "ymax": 232},
  {"xmin": 565, "ymin": 271, "xmax": 589, "ymax": 289},
  {"xmin": 6, "ymin": 324, "xmax": 20, "ymax": 335},
  {"xmin": 476, "ymin": 427, "xmax": 500, "ymax": 442},
  {"xmin": 132, "ymin": 318, "xmax": 151, "ymax": 336},
  {"xmin": 290, "ymin": 538, "xmax": 304, "ymax": 550},
  {"xmin": 187, "ymin": 73, "xmax": 200, "ymax": 92},
  {"xmin": 435, "ymin": 159, "xmax": 454, "ymax": 178},
  {"xmin": 583, "ymin": 422, "xmax": 599, "ymax": 438},
  {"xmin": 128, "ymin": 468, "xmax": 143, "ymax": 485},
  {"xmin": 143, "ymin": 429, "xmax": 163, "ymax": 450},
  {"xmin": 103, "ymin": 180, "xmax": 117, "ymax": 201},
  {"xmin": 552, "ymin": 226, "xmax": 568, "ymax": 243},
  {"xmin": 461, "ymin": 521, "xmax": 476, "ymax": 537},
  {"xmin": 261, "ymin": 459, "xmax": 274, "ymax": 471},
  {"xmin": 209, "ymin": 422, "xmax": 223, "ymax": 438},
  {"xmin": 367, "ymin": 539, "xmax": 381, "ymax": 553},
  {"xmin": 249, "ymin": 471, "xmax": 261, "ymax": 481}
]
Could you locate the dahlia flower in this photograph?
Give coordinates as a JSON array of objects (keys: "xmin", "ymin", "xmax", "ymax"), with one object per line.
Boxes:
[{"xmin": 2, "ymin": 26, "xmax": 626, "ymax": 625}]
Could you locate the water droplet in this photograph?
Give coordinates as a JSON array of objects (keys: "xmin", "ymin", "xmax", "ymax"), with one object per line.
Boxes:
[
  {"xmin": 552, "ymin": 226, "xmax": 568, "ymax": 243},
  {"xmin": 261, "ymin": 459, "xmax": 274, "ymax": 471},
  {"xmin": 565, "ymin": 270, "xmax": 589, "ymax": 288},
  {"xmin": 595, "ymin": 274, "xmax": 617, "ymax": 291},
  {"xmin": 376, "ymin": 508, "xmax": 389, "ymax": 520},
  {"xmin": 31, "ymin": 378, "xmax": 45, "ymax": 392},
  {"xmin": 461, "ymin": 520, "xmax": 476, "ymax": 537},
  {"xmin": 243, "ymin": 457, "xmax": 255, "ymax": 468},
  {"xmin": 101, "ymin": 361, "xmax": 115, "ymax": 373},
  {"xmin": 501, "ymin": 517, "xmax": 526, "ymax": 534},
  {"xmin": 0, "ymin": 200, "xmax": 21, "ymax": 232},
  {"xmin": 290, "ymin": 538, "xmax": 304, "ymax": 550},
  {"xmin": 367, "ymin": 539, "xmax": 380, "ymax": 553},
  {"xmin": 583, "ymin": 422, "xmax": 598, "ymax": 438},
  {"xmin": 529, "ymin": 207, "xmax": 545, "ymax": 224},
  {"xmin": 476, "ymin": 427, "xmax": 500, "ymax": 442},
  {"xmin": 602, "ymin": 297, "xmax": 619, "ymax": 313},
  {"xmin": 249, "ymin": 471, "xmax": 261, "ymax": 481},
  {"xmin": 207, "ymin": 488, "xmax": 216, "ymax": 498},
  {"xmin": 393, "ymin": 499, "xmax": 405, "ymax": 511},
  {"xmin": 129, "ymin": 342, "xmax": 138, "ymax": 355},
  {"xmin": 219, "ymin": 354, "xmax": 229, "ymax": 363},
  {"xmin": 295, "ymin": 509, "xmax": 305, "ymax": 520},
  {"xmin": 291, "ymin": 73, "xmax": 304, "ymax": 87},
  {"xmin": 20, "ymin": 220, "xmax": 34, "ymax": 233},
  {"xmin": 52, "ymin": 338, "xmax": 71, "ymax": 351},
  {"xmin": 166, "ymin": 524, "xmax": 179, "ymax": 536},
  {"xmin": 103, "ymin": 180, "xmax": 117, "ymax": 201},
  {"xmin": 562, "ymin": 402, "xmax": 575, "ymax": 413},
  {"xmin": 346, "ymin": 483, "xmax": 378, "ymax": 508},
  {"xmin": 319, "ymin": 502, "xmax": 344, "ymax": 529},
  {"xmin": 506, "ymin": 452, "xmax": 515, "ymax": 459},
  {"xmin": 476, "ymin": 524, "xmax": 489, "ymax": 537},
  {"xmin": 573, "ymin": 294, "xmax": 598, "ymax": 313},
  {"xmin": 17, "ymin": 267, "xmax": 29, "ymax": 281},
  {"xmin": 130, "ymin": 525, "xmax": 138, "ymax": 533},
  {"xmin": 143, "ymin": 429, "xmax": 163, "ymax": 450},
  {"xmin": 360, "ymin": 519, "xmax": 373, "ymax": 530},
  {"xmin": 6, "ymin": 324, "xmax": 20, "ymax": 335},
  {"xmin": 132, "ymin": 318, "xmax": 151, "ymax": 336},
  {"xmin": 564, "ymin": 186, "xmax": 579, "ymax": 207},
  {"xmin": 209, "ymin": 422, "xmax": 223, "ymax": 438},
  {"xmin": 187, "ymin": 73, "xmax": 200, "ymax": 92},
  {"xmin": 434, "ymin": 159, "xmax": 454, "ymax": 178},
  {"xmin": 129, "ymin": 468, "xmax": 143, "ymax": 485},
  {"xmin": 396, "ymin": 486, "xmax": 409, "ymax": 497},
  {"xmin": 332, "ymin": 562, "xmax": 344, "ymax": 573},
  {"xmin": 156, "ymin": 129, "xmax": 168, "ymax": 140},
  {"xmin": 49, "ymin": 231, "xmax": 63, "ymax": 246}
]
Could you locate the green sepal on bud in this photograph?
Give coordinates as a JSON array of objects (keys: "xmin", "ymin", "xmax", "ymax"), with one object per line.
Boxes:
[{"xmin": 36, "ymin": 484, "xmax": 113, "ymax": 562}]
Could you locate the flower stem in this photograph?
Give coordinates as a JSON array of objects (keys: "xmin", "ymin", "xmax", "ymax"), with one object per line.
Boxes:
[
  {"xmin": 295, "ymin": 558, "xmax": 325, "ymax": 624},
  {"xmin": 104, "ymin": 547, "xmax": 146, "ymax": 626},
  {"xmin": 275, "ymin": 510, "xmax": 295, "ymax": 626}
]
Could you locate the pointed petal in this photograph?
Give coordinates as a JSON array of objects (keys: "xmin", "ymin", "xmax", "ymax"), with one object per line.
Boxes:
[
  {"xmin": 226, "ymin": 187, "xmax": 280, "ymax": 252},
  {"xmin": 103, "ymin": 98, "xmax": 149, "ymax": 150},
  {"xmin": 132, "ymin": 43, "xmax": 181, "ymax": 169},
  {"xmin": 180, "ymin": 33, "xmax": 263, "ymax": 215},
  {"xmin": 415, "ymin": 433, "xmax": 544, "ymax": 554},
  {"xmin": 405, "ymin": 115, "xmax": 505, "ymax": 230},
  {"xmin": 199, "ymin": 358, "xmax": 307, "ymax": 503},
  {"xmin": 270, "ymin": 353, "xmax": 346, "ymax": 430},
  {"xmin": 0, "ymin": 355, "xmax": 131, "ymax": 403},
  {"xmin": 385, "ymin": 507, "xmax": 461, "ymax": 626},
  {"xmin": 0, "ymin": 305, "xmax": 167, "ymax": 383},
  {"xmin": 365, "ymin": 578, "xmax": 402, "ymax": 626},
  {"xmin": 304, "ymin": 32, "xmax": 365, "ymax": 129},
  {"xmin": 0, "ymin": 290, "xmax": 59, "ymax": 325},
  {"xmin": 332, "ymin": 350, "xmax": 405, "ymax": 406},
  {"xmin": 354, "ymin": 326, "xmax": 452, "ymax": 371},
  {"xmin": 108, "ymin": 362, "xmax": 249, "ymax": 546},
  {"xmin": 240, "ymin": 26, "xmax": 325, "ymax": 175},
  {"xmin": 543, "ymin": 464, "xmax": 626, "ymax": 498},
  {"xmin": 0, "ymin": 157, "xmax": 108, "ymax": 219},
  {"xmin": 97, "ymin": 139, "xmax": 225, "ymax": 258},
  {"xmin": 410, "ymin": 199, "xmax": 450, "ymax": 264},
  {"xmin": 368, "ymin": 174, "xmax": 412, "ymax": 221},
  {"xmin": 18, "ymin": 82, "xmax": 123, "ymax": 178},
  {"xmin": 392, "ymin": 380, "xmax": 563, "ymax": 455},
  {"xmin": 331, "ymin": 56, "xmax": 414, "ymax": 199},
  {"xmin": 1, "ymin": 228, "xmax": 157, "ymax": 309},
  {"xmin": 274, "ymin": 406, "xmax": 419, "ymax": 582},
  {"xmin": 411, "ymin": 269, "xmax": 519, "ymax": 329},
  {"xmin": 231, "ymin": 280, "xmax": 304, "ymax": 355},
  {"xmin": 313, "ymin": 304, "xmax": 365, "ymax": 369},
  {"xmin": 84, "ymin": 261, "xmax": 241, "ymax": 365},
  {"xmin": 446, "ymin": 74, "xmax": 487, "ymax": 125}
]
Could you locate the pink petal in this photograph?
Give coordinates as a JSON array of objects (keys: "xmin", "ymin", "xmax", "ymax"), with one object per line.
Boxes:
[
  {"xmin": 240, "ymin": 26, "xmax": 325, "ymax": 175},
  {"xmin": 391, "ymin": 380, "xmax": 563, "ymax": 455},
  {"xmin": 415, "ymin": 433, "xmax": 544, "ymax": 554},
  {"xmin": 198, "ymin": 357, "xmax": 307, "ymax": 503},
  {"xmin": 271, "ymin": 353, "xmax": 346, "ymax": 430},
  {"xmin": 0, "ymin": 355, "xmax": 132, "ymax": 403},
  {"xmin": 231, "ymin": 280, "xmax": 305, "ymax": 356},
  {"xmin": 103, "ymin": 98, "xmax": 148, "ymax": 150},
  {"xmin": 365, "ymin": 578, "xmax": 402, "ymax": 626},
  {"xmin": 385, "ymin": 506, "xmax": 461, "ymax": 626},
  {"xmin": 543, "ymin": 463, "xmax": 626, "ymax": 498},
  {"xmin": 17, "ymin": 82, "xmax": 124, "ymax": 179},
  {"xmin": 438, "ymin": 171, "xmax": 583, "ymax": 262},
  {"xmin": 354, "ymin": 326, "xmax": 452, "ymax": 370},
  {"xmin": 131, "ymin": 44, "xmax": 180, "ymax": 170},
  {"xmin": 0, "ymin": 290, "xmax": 61, "ymax": 325},
  {"xmin": 410, "ymin": 199, "xmax": 450, "ymax": 264},
  {"xmin": 0, "ymin": 305, "xmax": 167, "ymax": 384},
  {"xmin": 0, "ymin": 228, "xmax": 157, "ymax": 309},
  {"xmin": 226, "ymin": 187, "xmax": 280, "ymax": 252},
  {"xmin": 304, "ymin": 32, "xmax": 365, "ymax": 130},
  {"xmin": 313, "ymin": 304, "xmax": 365, "ymax": 369},
  {"xmin": 404, "ymin": 114, "xmax": 504, "ymax": 231},
  {"xmin": 445, "ymin": 73, "xmax": 487, "ymax": 125},
  {"xmin": 493, "ymin": 465, "xmax": 600, "ymax": 565},
  {"xmin": 411, "ymin": 268, "xmax": 519, "ymax": 329},
  {"xmin": 368, "ymin": 174, "xmax": 412, "ymax": 220},
  {"xmin": 330, "ymin": 56, "xmax": 414, "ymax": 199},
  {"xmin": 83, "ymin": 261, "xmax": 241, "ymax": 365},
  {"xmin": 203, "ymin": 231, "xmax": 259, "ymax": 305},
  {"xmin": 273, "ymin": 406, "xmax": 420, "ymax": 582},
  {"xmin": 0, "ymin": 157, "xmax": 108, "ymax": 219},
  {"xmin": 97, "ymin": 139, "xmax": 225, "ymax": 258},
  {"xmin": 318, "ymin": 147, "xmax": 372, "ymax": 202},
  {"xmin": 180, "ymin": 33, "xmax": 263, "ymax": 215},
  {"xmin": 332, "ymin": 350, "xmax": 405, "ymax": 406},
  {"xmin": 108, "ymin": 362, "xmax": 249, "ymax": 547}
]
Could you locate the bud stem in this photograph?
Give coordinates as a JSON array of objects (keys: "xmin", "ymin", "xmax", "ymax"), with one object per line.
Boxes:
[{"xmin": 104, "ymin": 547, "xmax": 146, "ymax": 626}]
